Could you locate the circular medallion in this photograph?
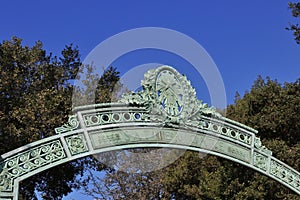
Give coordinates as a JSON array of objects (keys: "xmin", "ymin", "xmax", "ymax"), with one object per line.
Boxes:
[{"xmin": 155, "ymin": 69, "xmax": 184, "ymax": 116}]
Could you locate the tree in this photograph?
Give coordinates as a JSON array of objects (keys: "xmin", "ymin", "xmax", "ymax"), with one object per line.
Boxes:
[
  {"xmin": 224, "ymin": 77, "xmax": 300, "ymax": 199},
  {"xmin": 0, "ymin": 37, "xmax": 121, "ymax": 199},
  {"xmin": 227, "ymin": 77, "xmax": 300, "ymax": 146},
  {"xmin": 287, "ymin": 2, "xmax": 300, "ymax": 44}
]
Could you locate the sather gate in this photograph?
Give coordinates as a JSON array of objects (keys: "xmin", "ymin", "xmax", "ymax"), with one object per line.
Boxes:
[{"xmin": 0, "ymin": 66, "xmax": 299, "ymax": 199}]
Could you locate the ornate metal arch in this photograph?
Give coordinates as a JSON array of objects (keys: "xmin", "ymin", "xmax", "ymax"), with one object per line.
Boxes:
[{"xmin": 1, "ymin": 66, "xmax": 299, "ymax": 199}]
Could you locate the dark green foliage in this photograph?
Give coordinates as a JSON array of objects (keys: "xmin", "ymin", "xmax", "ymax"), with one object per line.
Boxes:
[
  {"xmin": 95, "ymin": 66, "xmax": 121, "ymax": 103},
  {"xmin": 287, "ymin": 2, "xmax": 300, "ymax": 44},
  {"xmin": 227, "ymin": 77, "xmax": 300, "ymax": 146},
  {"xmin": 0, "ymin": 37, "xmax": 79, "ymax": 153},
  {"xmin": 0, "ymin": 37, "xmax": 121, "ymax": 199}
]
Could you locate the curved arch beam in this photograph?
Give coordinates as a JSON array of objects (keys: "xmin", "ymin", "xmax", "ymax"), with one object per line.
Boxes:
[
  {"xmin": 1, "ymin": 66, "xmax": 299, "ymax": 199},
  {"xmin": 0, "ymin": 105, "xmax": 299, "ymax": 199}
]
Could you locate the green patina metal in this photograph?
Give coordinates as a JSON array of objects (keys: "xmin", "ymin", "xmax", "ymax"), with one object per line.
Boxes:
[{"xmin": 0, "ymin": 66, "xmax": 299, "ymax": 199}]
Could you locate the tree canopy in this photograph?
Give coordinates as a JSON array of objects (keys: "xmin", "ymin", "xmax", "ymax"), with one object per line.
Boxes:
[{"xmin": 0, "ymin": 37, "xmax": 121, "ymax": 199}]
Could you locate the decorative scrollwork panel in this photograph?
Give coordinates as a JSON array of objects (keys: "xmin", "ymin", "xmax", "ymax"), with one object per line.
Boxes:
[
  {"xmin": 0, "ymin": 140, "xmax": 66, "ymax": 192},
  {"xmin": 270, "ymin": 159, "xmax": 300, "ymax": 192}
]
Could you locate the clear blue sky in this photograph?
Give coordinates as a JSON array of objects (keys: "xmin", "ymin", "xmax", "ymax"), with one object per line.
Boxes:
[
  {"xmin": 1, "ymin": 1, "xmax": 299, "ymax": 198},
  {"xmin": 1, "ymin": 0, "xmax": 299, "ymax": 106}
]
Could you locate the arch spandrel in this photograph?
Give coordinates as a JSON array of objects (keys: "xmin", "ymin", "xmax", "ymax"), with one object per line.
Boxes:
[{"xmin": 0, "ymin": 66, "xmax": 299, "ymax": 199}]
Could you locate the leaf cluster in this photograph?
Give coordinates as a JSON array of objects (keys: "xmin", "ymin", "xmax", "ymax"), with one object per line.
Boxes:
[{"xmin": 287, "ymin": 2, "xmax": 300, "ymax": 44}]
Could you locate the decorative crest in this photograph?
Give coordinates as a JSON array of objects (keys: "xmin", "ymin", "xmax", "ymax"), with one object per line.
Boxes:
[{"xmin": 120, "ymin": 65, "xmax": 221, "ymax": 125}]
